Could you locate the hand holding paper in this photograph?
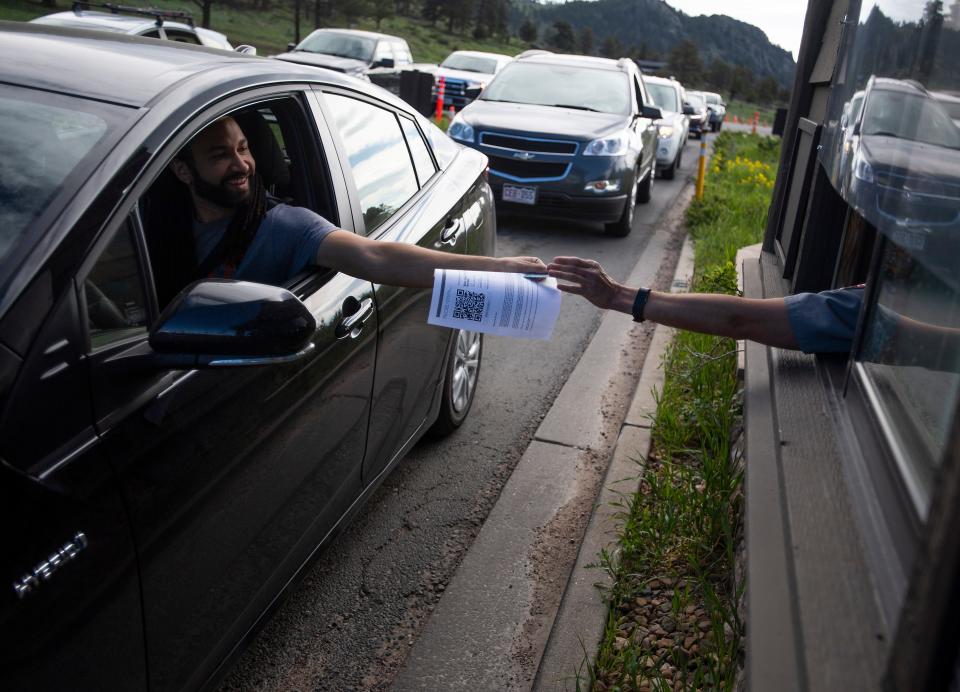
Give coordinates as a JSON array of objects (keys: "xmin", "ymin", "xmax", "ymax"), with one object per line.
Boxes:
[{"xmin": 428, "ymin": 269, "xmax": 561, "ymax": 340}]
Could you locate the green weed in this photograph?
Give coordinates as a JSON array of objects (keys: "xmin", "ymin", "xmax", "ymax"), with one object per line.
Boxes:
[{"xmin": 582, "ymin": 133, "xmax": 778, "ymax": 691}]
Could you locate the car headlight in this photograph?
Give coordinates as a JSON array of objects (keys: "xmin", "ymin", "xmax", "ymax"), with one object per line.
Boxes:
[
  {"xmin": 584, "ymin": 131, "xmax": 630, "ymax": 157},
  {"xmin": 448, "ymin": 116, "xmax": 475, "ymax": 143},
  {"xmin": 658, "ymin": 125, "xmax": 674, "ymax": 138},
  {"xmin": 853, "ymin": 154, "xmax": 874, "ymax": 184}
]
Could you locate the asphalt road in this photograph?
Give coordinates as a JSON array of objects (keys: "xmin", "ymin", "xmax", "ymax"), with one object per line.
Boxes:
[{"xmin": 219, "ymin": 137, "xmax": 702, "ymax": 692}]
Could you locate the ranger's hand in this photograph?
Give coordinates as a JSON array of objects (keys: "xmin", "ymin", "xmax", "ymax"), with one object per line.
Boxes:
[{"xmin": 547, "ymin": 256, "xmax": 624, "ymax": 311}]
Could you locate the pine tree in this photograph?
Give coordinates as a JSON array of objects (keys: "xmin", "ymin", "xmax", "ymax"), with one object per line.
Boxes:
[
  {"xmin": 518, "ymin": 18, "xmax": 537, "ymax": 43},
  {"xmin": 578, "ymin": 26, "xmax": 594, "ymax": 55}
]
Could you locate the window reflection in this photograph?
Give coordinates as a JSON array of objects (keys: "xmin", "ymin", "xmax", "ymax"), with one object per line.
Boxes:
[
  {"xmin": 820, "ymin": 0, "xmax": 960, "ymax": 496},
  {"xmin": 858, "ymin": 242, "xmax": 960, "ymax": 497},
  {"xmin": 325, "ymin": 94, "xmax": 419, "ymax": 232}
]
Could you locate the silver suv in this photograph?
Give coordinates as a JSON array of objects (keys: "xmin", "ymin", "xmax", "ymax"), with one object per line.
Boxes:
[
  {"xmin": 31, "ymin": 3, "xmax": 236, "ymax": 50},
  {"xmin": 448, "ymin": 52, "xmax": 662, "ymax": 236}
]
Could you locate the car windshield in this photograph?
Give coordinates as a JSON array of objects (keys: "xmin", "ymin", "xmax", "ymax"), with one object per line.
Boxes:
[
  {"xmin": 297, "ymin": 31, "xmax": 375, "ymax": 61},
  {"xmin": 647, "ymin": 83, "xmax": 680, "ymax": 113},
  {"xmin": 863, "ymin": 90, "xmax": 960, "ymax": 149},
  {"xmin": 441, "ymin": 54, "xmax": 499, "ymax": 74},
  {"xmin": 687, "ymin": 93, "xmax": 705, "ymax": 108},
  {"xmin": 481, "ymin": 62, "xmax": 630, "ymax": 115},
  {"xmin": 0, "ymin": 86, "xmax": 125, "ymax": 273}
]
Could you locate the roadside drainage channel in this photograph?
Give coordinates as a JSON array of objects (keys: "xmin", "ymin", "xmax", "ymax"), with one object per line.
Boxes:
[{"xmin": 391, "ymin": 184, "xmax": 695, "ymax": 692}]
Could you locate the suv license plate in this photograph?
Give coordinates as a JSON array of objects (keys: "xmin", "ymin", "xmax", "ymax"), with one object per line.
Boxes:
[{"xmin": 503, "ymin": 184, "xmax": 537, "ymax": 205}]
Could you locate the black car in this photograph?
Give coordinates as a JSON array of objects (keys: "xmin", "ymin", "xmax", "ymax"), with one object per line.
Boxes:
[
  {"xmin": 273, "ymin": 27, "xmax": 413, "ymax": 82},
  {"xmin": 0, "ymin": 22, "xmax": 492, "ymax": 691},
  {"xmin": 684, "ymin": 91, "xmax": 710, "ymax": 138}
]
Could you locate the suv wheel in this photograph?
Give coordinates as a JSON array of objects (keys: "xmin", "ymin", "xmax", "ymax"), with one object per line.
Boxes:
[
  {"xmin": 604, "ymin": 169, "xmax": 638, "ymax": 237},
  {"xmin": 637, "ymin": 166, "xmax": 654, "ymax": 203},
  {"xmin": 430, "ymin": 329, "xmax": 482, "ymax": 436}
]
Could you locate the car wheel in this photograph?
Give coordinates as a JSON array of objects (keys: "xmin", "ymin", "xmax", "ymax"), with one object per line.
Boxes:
[
  {"xmin": 604, "ymin": 168, "xmax": 638, "ymax": 237},
  {"xmin": 662, "ymin": 151, "xmax": 678, "ymax": 180},
  {"xmin": 637, "ymin": 165, "xmax": 653, "ymax": 203},
  {"xmin": 430, "ymin": 328, "xmax": 482, "ymax": 436}
]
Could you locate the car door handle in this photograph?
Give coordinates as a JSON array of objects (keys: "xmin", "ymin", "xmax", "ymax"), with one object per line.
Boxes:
[
  {"xmin": 336, "ymin": 297, "xmax": 374, "ymax": 339},
  {"xmin": 438, "ymin": 217, "xmax": 463, "ymax": 245}
]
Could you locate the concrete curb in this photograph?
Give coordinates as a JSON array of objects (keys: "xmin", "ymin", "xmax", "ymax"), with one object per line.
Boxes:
[
  {"xmin": 392, "ymin": 186, "xmax": 696, "ymax": 692},
  {"xmin": 533, "ymin": 238, "xmax": 696, "ymax": 691}
]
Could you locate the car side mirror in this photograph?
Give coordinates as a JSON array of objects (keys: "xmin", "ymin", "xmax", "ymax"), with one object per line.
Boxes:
[
  {"xmin": 145, "ymin": 280, "xmax": 316, "ymax": 369},
  {"xmin": 235, "ymin": 44, "xmax": 257, "ymax": 56},
  {"xmin": 287, "ymin": 41, "xmax": 297, "ymax": 52},
  {"xmin": 641, "ymin": 104, "xmax": 663, "ymax": 120},
  {"xmin": 682, "ymin": 104, "xmax": 695, "ymax": 115},
  {"xmin": 374, "ymin": 57, "xmax": 395, "ymax": 69}
]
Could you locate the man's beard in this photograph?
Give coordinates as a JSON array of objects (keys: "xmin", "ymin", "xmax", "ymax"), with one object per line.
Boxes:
[{"xmin": 193, "ymin": 171, "xmax": 252, "ymax": 209}]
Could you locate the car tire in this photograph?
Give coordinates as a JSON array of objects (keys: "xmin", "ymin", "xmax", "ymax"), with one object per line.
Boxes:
[
  {"xmin": 637, "ymin": 166, "xmax": 653, "ymax": 203},
  {"xmin": 662, "ymin": 151, "xmax": 678, "ymax": 180},
  {"xmin": 605, "ymin": 168, "xmax": 638, "ymax": 237},
  {"xmin": 429, "ymin": 328, "xmax": 482, "ymax": 436}
]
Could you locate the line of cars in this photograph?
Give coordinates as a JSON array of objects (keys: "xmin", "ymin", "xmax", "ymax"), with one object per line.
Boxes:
[{"xmin": 3, "ymin": 13, "xmax": 724, "ymax": 690}]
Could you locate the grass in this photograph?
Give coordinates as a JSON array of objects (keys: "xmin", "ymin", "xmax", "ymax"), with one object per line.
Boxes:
[
  {"xmin": 724, "ymin": 100, "xmax": 779, "ymax": 127},
  {"xmin": 0, "ymin": 0, "xmax": 527, "ymax": 60},
  {"xmin": 583, "ymin": 132, "xmax": 780, "ymax": 691}
]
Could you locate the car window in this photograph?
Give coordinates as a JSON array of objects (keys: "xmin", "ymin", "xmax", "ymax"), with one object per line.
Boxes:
[
  {"xmin": 481, "ymin": 62, "xmax": 631, "ymax": 115},
  {"xmin": 325, "ymin": 94, "xmax": 418, "ymax": 233},
  {"xmin": 164, "ymin": 29, "xmax": 202, "ymax": 45},
  {"xmin": 140, "ymin": 96, "xmax": 336, "ymax": 308},
  {"xmin": 416, "ymin": 112, "xmax": 458, "ymax": 169},
  {"xmin": 399, "ymin": 116, "xmax": 436, "ymax": 186},
  {"xmin": 373, "ymin": 41, "xmax": 393, "ymax": 62},
  {"xmin": 84, "ymin": 218, "xmax": 150, "ymax": 350},
  {"xmin": 0, "ymin": 85, "xmax": 128, "ymax": 280},
  {"xmin": 392, "ymin": 42, "xmax": 412, "ymax": 64},
  {"xmin": 141, "ymin": 28, "xmax": 162, "ymax": 39}
]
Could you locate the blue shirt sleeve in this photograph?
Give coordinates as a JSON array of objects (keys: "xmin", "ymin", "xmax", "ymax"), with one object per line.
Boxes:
[
  {"xmin": 235, "ymin": 204, "xmax": 337, "ymax": 285},
  {"xmin": 784, "ymin": 287, "xmax": 865, "ymax": 354}
]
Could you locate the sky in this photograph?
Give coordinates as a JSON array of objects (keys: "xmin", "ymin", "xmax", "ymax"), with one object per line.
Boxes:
[{"xmin": 662, "ymin": 0, "xmax": 809, "ymax": 59}]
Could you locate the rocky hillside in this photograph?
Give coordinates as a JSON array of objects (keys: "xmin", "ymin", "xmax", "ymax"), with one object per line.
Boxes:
[{"xmin": 512, "ymin": 0, "xmax": 796, "ymax": 87}]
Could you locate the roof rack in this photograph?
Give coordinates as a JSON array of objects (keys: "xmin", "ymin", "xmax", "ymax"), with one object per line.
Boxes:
[{"xmin": 71, "ymin": 1, "xmax": 195, "ymax": 28}]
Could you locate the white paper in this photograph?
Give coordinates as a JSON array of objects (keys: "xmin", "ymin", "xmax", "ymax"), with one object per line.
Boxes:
[{"xmin": 428, "ymin": 269, "xmax": 561, "ymax": 340}]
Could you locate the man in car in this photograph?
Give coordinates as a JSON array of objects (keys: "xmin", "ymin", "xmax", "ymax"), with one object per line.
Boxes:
[{"xmin": 155, "ymin": 115, "xmax": 544, "ymax": 306}]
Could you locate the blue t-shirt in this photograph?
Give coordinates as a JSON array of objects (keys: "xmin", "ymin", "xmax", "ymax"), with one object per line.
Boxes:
[
  {"xmin": 784, "ymin": 287, "xmax": 865, "ymax": 354},
  {"xmin": 192, "ymin": 204, "xmax": 337, "ymax": 285}
]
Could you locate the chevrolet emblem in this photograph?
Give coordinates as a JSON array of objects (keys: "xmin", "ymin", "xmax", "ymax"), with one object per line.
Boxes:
[{"xmin": 512, "ymin": 151, "xmax": 536, "ymax": 160}]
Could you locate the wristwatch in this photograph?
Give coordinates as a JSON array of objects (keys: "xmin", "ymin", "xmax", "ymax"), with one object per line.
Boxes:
[{"xmin": 632, "ymin": 287, "xmax": 651, "ymax": 322}]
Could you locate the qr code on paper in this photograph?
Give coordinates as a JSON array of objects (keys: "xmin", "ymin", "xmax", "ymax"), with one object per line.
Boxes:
[{"xmin": 453, "ymin": 289, "xmax": 485, "ymax": 322}]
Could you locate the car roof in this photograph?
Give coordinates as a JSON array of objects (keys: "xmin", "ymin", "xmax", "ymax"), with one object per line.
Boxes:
[
  {"xmin": 310, "ymin": 27, "xmax": 405, "ymax": 42},
  {"xmin": 0, "ymin": 22, "xmax": 358, "ymax": 107},
  {"xmin": 644, "ymin": 75, "xmax": 680, "ymax": 87},
  {"xmin": 516, "ymin": 52, "xmax": 626, "ymax": 71},
  {"xmin": 447, "ymin": 49, "xmax": 511, "ymax": 60},
  {"xmin": 31, "ymin": 10, "xmax": 193, "ymax": 34}
]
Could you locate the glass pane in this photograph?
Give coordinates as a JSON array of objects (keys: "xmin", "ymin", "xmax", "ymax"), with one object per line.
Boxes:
[
  {"xmin": 647, "ymin": 82, "xmax": 680, "ymax": 113},
  {"xmin": 325, "ymin": 94, "xmax": 419, "ymax": 232},
  {"xmin": 85, "ymin": 221, "xmax": 149, "ymax": 349},
  {"xmin": 399, "ymin": 117, "xmax": 436, "ymax": 187},
  {"xmin": 820, "ymin": 0, "xmax": 960, "ymax": 249},
  {"xmin": 299, "ymin": 30, "xmax": 375, "ymax": 61},
  {"xmin": 0, "ymin": 86, "xmax": 122, "ymax": 275},
  {"xmin": 481, "ymin": 62, "xmax": 630, "ymax": 115},
  {"xmin": 859, "ymin": 241, "xmax": 960, "ymax": 502}
]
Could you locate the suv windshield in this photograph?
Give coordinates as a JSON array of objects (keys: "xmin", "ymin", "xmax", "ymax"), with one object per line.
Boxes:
[
  {"xmin": 647, "ymin": 83, "xmax": 680, "ymax": 113},
  {"xmin": 297, "ymin": 31, "xmax": 375, "ymax": 61},
  {"xmin": 0, "ymin": 86, "xmax": 125, "ymax": 273},
  {"xmin": 864, "ymin": 91, "xmax": 960, "ymax": 149},
  {"xmin": 441, "ymin": 54, "xmax": 499, "ymax": 74},
  {"xmin": 481, "ymin": 62, "xmax": 630, "ymax": 115},
  {"xmin": 687, "ymin": 93, "xmax": 705, "ymax": 109}
]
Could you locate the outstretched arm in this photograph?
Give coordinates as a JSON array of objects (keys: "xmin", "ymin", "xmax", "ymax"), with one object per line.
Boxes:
[
  {"xmin": 317, "ymin": 230, "xmax": 546, "ymax": 288},
  {"xmin": 548, "ymin": 256, "xmax": 799, "ymax": 350}
]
